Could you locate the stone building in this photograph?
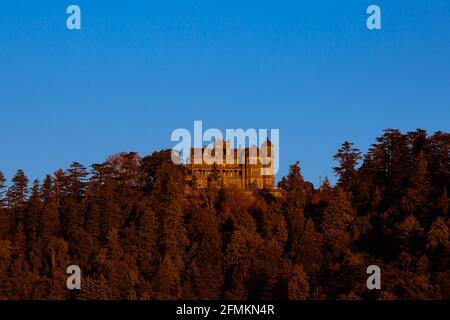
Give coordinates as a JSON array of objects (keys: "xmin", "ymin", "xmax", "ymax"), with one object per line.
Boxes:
[{"xmin": 186, "ymin": 139, "xmax": 275, "ymax": 189}]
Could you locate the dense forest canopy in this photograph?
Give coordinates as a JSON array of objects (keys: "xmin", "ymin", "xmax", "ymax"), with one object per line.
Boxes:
[{"xmin": 0, "ymin": 129, "xmax": 449, "ymax": 299}]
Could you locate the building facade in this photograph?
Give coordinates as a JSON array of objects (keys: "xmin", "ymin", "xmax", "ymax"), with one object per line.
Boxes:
[{"xmin": 186, "ymin": 139, "xmax": 275, "ymax": 190}]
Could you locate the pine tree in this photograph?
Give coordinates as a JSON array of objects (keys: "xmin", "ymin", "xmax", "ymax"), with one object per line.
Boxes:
[
  {"xmin": 183, "ymin": 196, "xmax": 223, "ymax": 299},
  {"xmin": 40, "ymin": 192, "xmax": 60, "ymax": 245},
  {"xmin": 145, "ymin": 153, "xmax": 188, "ymax": 299},
  {"xmin": 437, "ymin": 187, "xmax": 449, "ymax": 217},
  {"xmin": 288, "ymin": 264, "xmax": 310, "ymax": 300},
  {"xmin": 223, "ymin": 228, "xmax": 261, "ymax": 300},
  {"xmin": 318, "ymin": 176, "xmax": 333, "ymax": 206},
  {"xmin": 136, "ymin": 200, "xmax": 159, "ymax": 281},
  {"xmin": 427, "ymin": 217, "xmax": 449, "ymax": 250},
  {"xmin": 7, "ymin": 170, "xmax": 29, "ymax": 233},
  {"xmin": 281, "ymin": 162, "xmax": 306, "ymax": 260},
  {"xmin": 100, "ymin": 177, "xmax": 122, "ymax": 244},
  {"xmin": 429, "ymin": 131, "xmax": 450, "ymax": 192},
  {"xmin": 396, "ymin": 215, "xmax": 424, "ymax": 254},
  {"xmin": 360, "ymin": 129, "xmax": 409, "ymax": 209},
  {"xmin": 61, "ymin": 162, "xmax": 88, "ymax": 244},
  {"xmin": 322, "ymin": 187, "xmax": 354, "ymax": 233},
  {"xmin": 249, "ymin": 239, "xmax": 284, "ymax": 300},
  {"xmin": 299, "ymin": 219, "xmax": 323, "ymax": 276},
  {"xmin": 40, "ymin": 175, "xmax": 53, "ymax": 202},
  {"xmin": 155, "ymin": 255, "xmax": 181, "ymax": 299},
  {"xmin": 0, "ymin": 171, "xmax": 6, "ymax": 207},
  {"xmin": 333, "ymin": 141, "xmax": 361, "ymax": 193},
  {"xmin": 25, "ymin": 180, "xmax": 42, "ymax": 271},
  {"xmin": 108, "ymin": 152, "xmax": 142, "ymax": 208},
  {"xmin": 0, "ymin": 239, "xmax": 12, "ymax": 297},
  {"xmin": 141, "ymin": 150, "xmax": 175, "ymax": 194},
  {"xmin": 7, "ymin": 170, "xmax": 29, "ymax": 209},
  {"xmin": 40, "ymin": 194, "xmax": 61, "ymax": 275},
  {"xmin": 400, "ymin": 152, "xmax": 431, "ymax": 217},
  {"xmin": 86, "ymin": 162, "xmax": 122, "ymax": 245},
  {"xmin": 251, "ymin": 196, "xmax": 288, "ymax": 244},
  {"xmin": 321, "ymin": 188, "xmax": 355, "ymax": 269},
  {"xmin": 0, "ymin": 172, "xmax": 8, "ymax": 239}
]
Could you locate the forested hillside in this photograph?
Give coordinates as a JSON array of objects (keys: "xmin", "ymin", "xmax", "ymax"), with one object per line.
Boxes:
[{"xmin": 0, "ymin": 129, "xmax": 448, "ymax": 299}]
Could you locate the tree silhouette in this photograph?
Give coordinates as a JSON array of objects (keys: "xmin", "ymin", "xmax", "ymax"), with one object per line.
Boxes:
[{"xmin": 333, "ymin": 141, "xmax": 361, "ymax": 194}]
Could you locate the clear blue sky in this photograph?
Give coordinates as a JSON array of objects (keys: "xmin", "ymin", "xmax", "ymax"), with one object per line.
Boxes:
[{"xmin": 1, "ymin": 0, "xmax": 450, "ymax": 186}]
